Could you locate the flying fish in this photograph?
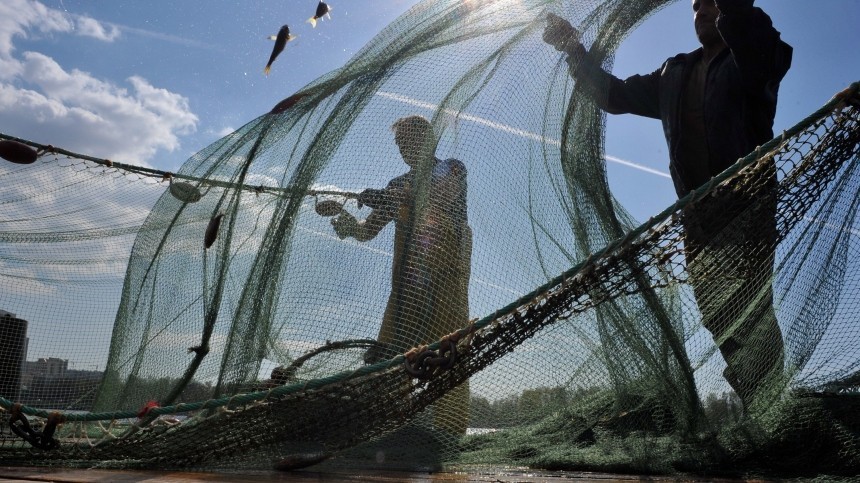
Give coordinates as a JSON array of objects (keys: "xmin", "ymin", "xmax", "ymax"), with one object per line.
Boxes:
[
  {"xmin": 264, "ymin": 24, "xmax": 296, "ymax": 76},
  {"xmin": 307, "ymin": 1, "xmax": 332, "ymax": 28}
]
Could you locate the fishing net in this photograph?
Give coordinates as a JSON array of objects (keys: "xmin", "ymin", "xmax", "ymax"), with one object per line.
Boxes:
[{"xmin": 1, "ymin": 0, "xmax": 859, "ymax": 478}]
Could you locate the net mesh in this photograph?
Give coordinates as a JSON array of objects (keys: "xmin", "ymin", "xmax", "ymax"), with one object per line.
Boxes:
[{"xmin": 1, "ymin": 0, "xmax": 859, "ymax": 478}]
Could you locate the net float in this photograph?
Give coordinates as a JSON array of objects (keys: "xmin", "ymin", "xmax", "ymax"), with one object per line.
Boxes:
[{"xmin": 0, "ymin": 140, "xmax": 38, "ymax": 165}]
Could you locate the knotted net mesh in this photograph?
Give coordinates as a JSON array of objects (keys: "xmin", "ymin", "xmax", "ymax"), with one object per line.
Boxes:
[{"xmin": 1, "ymin": 0, "xmax": 859, "ymax": 478}]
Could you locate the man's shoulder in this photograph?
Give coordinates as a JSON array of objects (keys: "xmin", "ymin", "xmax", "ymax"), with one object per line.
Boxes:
[
  {"xmin": 664, "ymin": 48, "xmax": 701, "ymax": 67},
  {"xmin": 387, "ymin": 171, "xmax": 412, "ymax": 189},
  {"xmin": 655, "ymin": 49, "xmax": 703, "ymax": 78},
  {"xmin": 437, "ymin": 158, "xmax": 467, "ymax": 176},
  {"xmin": 440, "ymin": 158, "xmax": 466, "ymax": 168}
]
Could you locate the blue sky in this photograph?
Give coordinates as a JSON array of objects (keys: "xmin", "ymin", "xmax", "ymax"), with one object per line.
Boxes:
[
  {"xmin": 0, "ymin": 0, "xmax": 858, "ymax": 377},
  {"xmin": 1, "ymin": 0, "xmax": 857, "ymax": 222}
]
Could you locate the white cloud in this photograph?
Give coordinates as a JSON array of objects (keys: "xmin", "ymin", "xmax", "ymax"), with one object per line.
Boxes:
[
  {"xmin": 0, "ymin": 263, "xmax": 60, "ymax": 297},
  {"xmin": 110, "ymin": 23, "xmax": 212, "ymax": 51},
  {"xmin": 0, "ymin": 1, "xmax": 200, "ymax": 316},
  {"xmin": 0, "ymin": 0, "xmax": 197, "ymax": 168},
  {"xmin": 216, "ymin": 126, "xmax": 235, "ymax": 137},
  {"xmin": 0, "ymin": 0, "xmax": 120, "ymax": 58},
  {"xmin": 75, "ymin": 16, "xmax": 121, "ymax": 42}
]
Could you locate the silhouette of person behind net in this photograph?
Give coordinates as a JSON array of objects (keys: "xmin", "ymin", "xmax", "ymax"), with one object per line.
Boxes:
[{"xmin": 331, "ymin": 114, "xmax": 472, "ymax": 435}]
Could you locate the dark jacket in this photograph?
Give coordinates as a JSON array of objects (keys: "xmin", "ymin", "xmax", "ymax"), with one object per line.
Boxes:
[{"xmin": 570, "ymin": 3, "xmax": 792, "ymax": 198}]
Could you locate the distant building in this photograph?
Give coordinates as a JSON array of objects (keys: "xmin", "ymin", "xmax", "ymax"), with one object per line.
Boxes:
[
  {"xmin": 20, "ymin": 358, "xmax": 103, "ymax": 410},
  {"xmin": 1, "ymin": 311, "xmax": 104, "ymax": 410},
  {"xmin": 0, "ymin": 310, "xmax": 27, "ymax": 401},
  {"xmin": 22, "ymin": 357, "xmax": 68, "ymax": 377}
]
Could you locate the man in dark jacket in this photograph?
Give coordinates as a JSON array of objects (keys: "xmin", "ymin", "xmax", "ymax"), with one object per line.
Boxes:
[{"xmin": 544, "ymin": 0, "xmax": 792, "ymax": 408}]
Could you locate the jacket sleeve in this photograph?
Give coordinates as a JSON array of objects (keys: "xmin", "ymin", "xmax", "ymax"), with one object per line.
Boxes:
[
  {"xmin": 566, "ymin": 44, "xmax": 662, "ymax": 119},
  {"xmin": 716, "ymin": 2, "xmax": 793, "ymax": 97},
  {"xmin": 353, "ymin": 177, "xmax": 404, "ymax": 241}
]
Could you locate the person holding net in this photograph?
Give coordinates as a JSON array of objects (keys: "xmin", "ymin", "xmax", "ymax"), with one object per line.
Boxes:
[
  {"xmin": 330, "ymin": 114, "xmax": 472, "ymax": 436},
  {"xmin": 544, "ymin": 0, "xmax": 792, "ymax": 409}
]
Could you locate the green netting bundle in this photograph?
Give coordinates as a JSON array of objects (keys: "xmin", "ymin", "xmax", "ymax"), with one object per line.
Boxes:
[{"xmin": 1, "ymin": 0, "xmax": 859, "ymax": 478}]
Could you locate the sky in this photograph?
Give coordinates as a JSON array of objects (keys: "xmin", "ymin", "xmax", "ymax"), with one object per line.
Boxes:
[
  {"xmin": 0, "ymin": 0, "xmax": 858, "ymax": 376},
  {"xmin": 1, "ymin": 0, "xmax": 858, "ymax": 222}
]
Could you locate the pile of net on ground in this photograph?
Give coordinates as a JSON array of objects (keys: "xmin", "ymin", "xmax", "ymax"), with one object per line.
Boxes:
[{"xmin": 1, "ymin": 0, "xmax": 859, "ymax": 478}]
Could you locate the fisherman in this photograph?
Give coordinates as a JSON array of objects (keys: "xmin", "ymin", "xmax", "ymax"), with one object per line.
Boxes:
[
  {"xmin": 330, "ymin": 114, "xmax": 472, "ymax": 435},
  {"xmin": 543, "ymin": 0, "xmax": 792, "ymax": 408}
]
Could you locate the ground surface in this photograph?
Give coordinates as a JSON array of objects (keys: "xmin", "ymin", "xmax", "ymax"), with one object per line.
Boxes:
[{"xmin": 0, "ymin": 466, "xmax": 764, "ymax": 482}]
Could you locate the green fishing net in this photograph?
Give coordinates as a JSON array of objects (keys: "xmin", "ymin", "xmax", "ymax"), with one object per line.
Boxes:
[{"xmin": 1, "ymin": 0, "xmax": 859, "ymax": 478}]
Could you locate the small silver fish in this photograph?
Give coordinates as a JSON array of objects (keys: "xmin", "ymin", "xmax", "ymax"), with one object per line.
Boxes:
[
  {"xmin": 264, "ymin": 25, "xmax": 296, "ymax": 76},
  {"xmin": 307, "ymin": 1, "xmax": 332, "ymax": 28},
  {"xmin": 273, "ymin": 452, "xmax": 332, "ymax": 471},
  {"xmin": 204, "ymin": 213, "xmax": 224, "ymax": 249}
]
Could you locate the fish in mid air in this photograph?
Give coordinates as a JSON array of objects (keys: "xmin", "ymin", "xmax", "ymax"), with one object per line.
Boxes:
[
  {"xmin": 307, "ymin": 1, "xmax": 332, "ymax": 28},
  {"xmin": 264, "ymin": 25, "xmax": 296, "ymax": 76}
]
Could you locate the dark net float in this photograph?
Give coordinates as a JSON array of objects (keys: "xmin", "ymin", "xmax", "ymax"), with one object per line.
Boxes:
[{"xmin": 0, "ymin": 140, "xmax": 38, "ymax": 164}]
